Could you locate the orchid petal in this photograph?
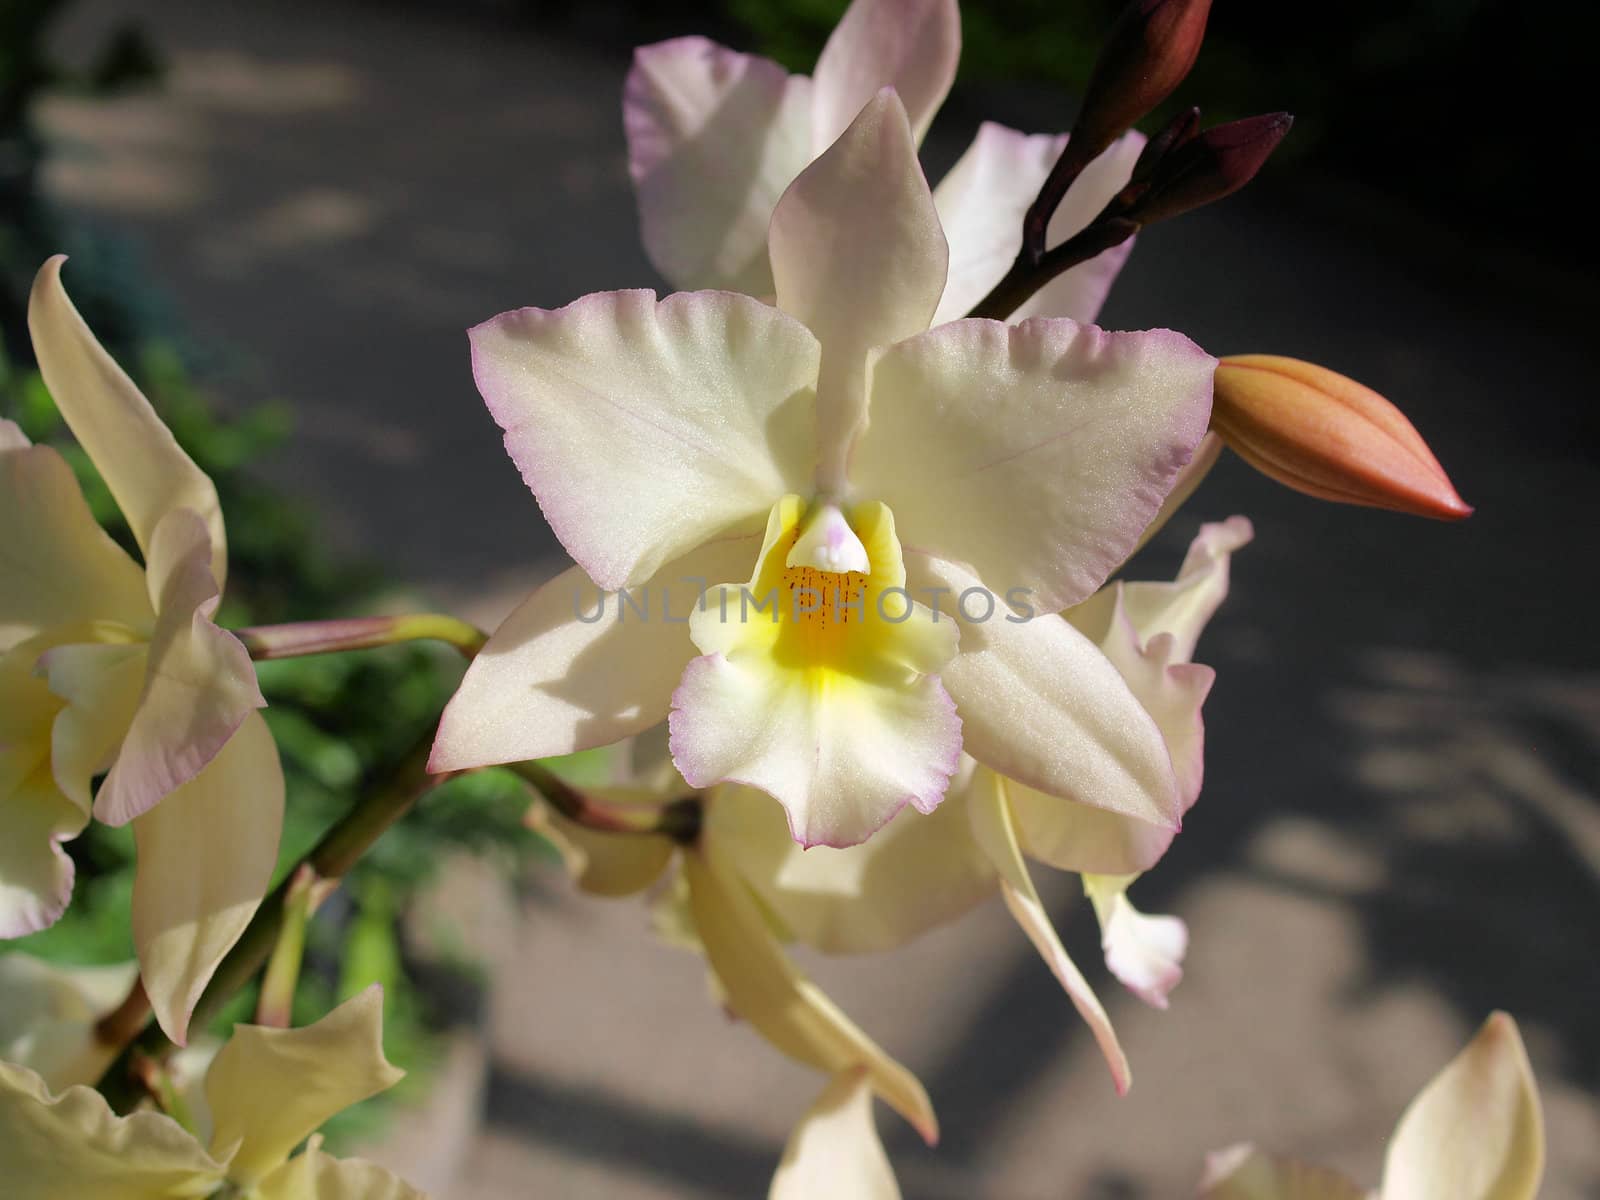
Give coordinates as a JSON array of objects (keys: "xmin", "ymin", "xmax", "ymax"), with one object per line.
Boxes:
[
  {"xmin": 470, "ymin": 289, "xmax": 818, "ymax": 590},
  {"xmin": 855, "ymin": 319, "xmax": 1215, "ymax": 612},
  {"xmin": 0, "ymin": 639, "xmax": 89, "ymax": 938},
  {"xmin": 1009, "ymin": 781, "xmax": 1175, "ymax": 876},
  {"xmin": 683, "ymin": 843, "xmax": 938, "ymax": 1143},
  {"xmin": 671, "ymin": 499, "xmax": 961, "ymax": 848},
  {"xmin": 0, "ymin": 768, "xmax": 85, "ymax": 940},
  {"xmin": 205, "ymin": 986, "xmax": 404, "ymax": 1184},
  {"xmin": 93, "ymin": 510, "xmax": 264, "ymax": 827},
  {"xmin": 42, "ymin": 637, "xmax": 146, "ymax": 813},
  {"xmin": 769, "ymin": 91, "xmax": 947, "ymax": 490},
  {"xmin": 966, "ymin": 766, "xmax": 1130, "ymax": 1094},
  {"xmin": 910, "ymin": 554, "xmax": 1182, "ymax": 833},
  {"xmin": 0, "ymin": 429, "xmax": 151, "ymax": 649},
  {"xmin": 1078, "ymin": 515, "xmax": 1253, "ymax": 664},
  {"xmin": 1083, "ymin": 873, "xmax": 1188, "ymax": 1009},
  {"xmin": 28, "ymin": 257, "xmax": 226, "ymax": 588},
  {"xmin": 811, "ymin": 0, "xmax": 959, "ymax": 151},
  {"xmin": 0, "ymin": 1060, "xmax": 223, "ymax": 1199},
  {"xmin": 530, "ymin": 788, "xmax": 676, "ymax": 897},
  {"xmin": 258, "ymin": 1141, "xmax": 427, "ymax": 1200},
  {"xmin": 1198, "ymin": 1144, "xmax": 1368, "ymax": 1199},
  {"xmin": 132, "ymin": 710, "xmax": 283, "ymax": 1045},
  {"xmin": 1132, "ymin": 430, "xmax": 1223, "ymax": 554},
  {"xmin": 1379, "ymin": 1012, "xmax": 1544, "ymax": 1200},
  {"xmin": 932, "ymin": 126, "xmax": 1145, "ymax": 326},
  {"xmin": 624, "ymin": 37, "xmax": 812, "ymax": 294},
  {"xmin": 703, "ymin": 776, "xmax": 995, "ymax": 954},
  {"xmin": 770, "ymin": 1070, "xmax": 902, "ymax": 1200},
  {"xmin": 430, "ymin": 536, "xmax": 757, "ymax": 771},
  {"xmin": 1011, "ymin": 131, "xmax": 1147, "ymax": 323},
  {"xmin": 0, "ymin": 956, "xmax": 140, "ymax": 1090}
]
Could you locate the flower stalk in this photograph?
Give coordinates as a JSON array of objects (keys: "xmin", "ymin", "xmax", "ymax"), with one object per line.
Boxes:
[
  {"xmin": 96, "ymin": 733, "xmax": 451, "ymax": 1112},
  {"xmin": 510, "ymin": 760, "xmax": 702, "ymax": 843},
  {"xmin": 234, "ymin": 613, "xmax": 488, "ymax": 661},
  {"xmin": 254, "ymin": 865, "xmax": 337, "ymax": 1028}
]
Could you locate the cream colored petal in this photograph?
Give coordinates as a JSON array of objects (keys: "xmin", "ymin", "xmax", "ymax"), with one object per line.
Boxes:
[
  {"xmin": 966, "ymin": 766, "xmax": 1130, "ymax": 1094},
  {"xmin": 1198, "ymin": 1143, "xmax": 1369, "ymax": 1199},
  {"xmin": 703, "ymin": 778, "xmax": 995, "ymax": 954},
  {"xmin": 257, "ymin": 1139, "xmax": 427, "ymax": 1200},
  {"xmin": 624, "ymin": 37, "xmax": 812, "ymax": 294},
  {"xmin": 0, "ymin": 429, "xmax": 151, "ymax": 649},
  {"xmin": 529, "ymin": 788, "xmax": 676, "ymax": 898},
  {"xmin": 430, "ymin": 536, "xmax": 757, "ymax": 772},
  {"xmin": 205, "ymin": 986, "xmax": 404, "ymax": 1184},
  {"xmin": 0, "ymin": 956, "xmax": 139, "ymax": 1090},
  {"xmin": 1379, "ymin": 1012, "xmax": 1544, "ymax": 1200},
  {"xmin": 0, "ymin": 1059, "xmax": 223, "ymax": 1199},
  {"xmin": 770, "ymin": 1070, "xmax": 901, "ymax": 1200},
  {"xmin": 133, "ymin": 709, "xmax": 283, "ymax": 1045},
  {"xmin": 683, "ymin": 843, "xmax": 937, "ymax": 1144},
  {"xmin": 94, "ymin": 509, "xmax": 263, "ymax": 827},
  {"xmin": 0, "ymin": 763, "xmax": 87, "ymax": 939},
  {"xmin": 42, "ymin": 638, "xmax": 147, "ymax": 812},
  {"xmin": 769, "ymin": 91, "xmax": 947, "ymax": 489},
  {"xmin": 811, "ymin": 0, "xmax": 960, "ymax": 150},
  {"xmin": 1106, "ymin": 515, "xmax": 1254, "ymax": 663},
  {"xmin": 1083, "ymin": 873, "xmax": 1188, "ymax": 1009},
  {"xmin": 28, "ymin": 257, "xmax": 226, "ymax": 587}
]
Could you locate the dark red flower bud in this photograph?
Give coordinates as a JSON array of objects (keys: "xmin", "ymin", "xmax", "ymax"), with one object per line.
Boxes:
[
  {"xmin": 1130, "ymin": 112, "xmax": 1293, "ymax": 225},
  {"xmin": 1070, "ymin": 0, "xmax": 1213, "ymax": 169}
]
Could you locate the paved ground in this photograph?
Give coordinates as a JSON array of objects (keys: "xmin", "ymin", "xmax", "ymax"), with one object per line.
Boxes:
[{"xmin": 39, "ymin": 1, "xmax": 1600, "ymax": 1195}]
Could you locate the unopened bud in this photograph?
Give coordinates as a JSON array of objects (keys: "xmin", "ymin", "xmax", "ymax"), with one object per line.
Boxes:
[
  {"xmin": 1131, "ymin": 113, "xmax": 1292, "ymax": 225},
  {"xmin": 1212, "ymin": 355, "xmax": 1472, "ymax": 520},
  {"xmin": 1070, "ymin": 0, "xmax": 1213, "ymax": 169}
]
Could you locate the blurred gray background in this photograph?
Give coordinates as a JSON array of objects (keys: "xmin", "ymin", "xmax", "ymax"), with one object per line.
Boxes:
[{"xmin": 32, "ymin": 0, "xmax": 1600, "ymax": 1194}]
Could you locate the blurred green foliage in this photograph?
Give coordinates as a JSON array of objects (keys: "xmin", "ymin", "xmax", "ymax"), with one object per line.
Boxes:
[{"xmin": 1, "ymin": 0, "xmax": 560, "ymax": 1145}]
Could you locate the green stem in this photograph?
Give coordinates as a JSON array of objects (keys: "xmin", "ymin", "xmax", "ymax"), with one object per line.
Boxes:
[
  {"xmin": 254, "ymin": 865, "xmax": 334, "ymax": 1028},
  {"xmin": 96, "ymin": 735, "xmax": 448, "ymax": 1112},
  {"xmin": 235, "ymin": 614, "xmax": 487, "ymax": 661}
]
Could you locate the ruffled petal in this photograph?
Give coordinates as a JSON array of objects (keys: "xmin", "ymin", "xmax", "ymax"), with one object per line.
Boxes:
[
  {"xmin": 769, "ymin": 91, "xmax": 947, "ymax": 490},
  {"xmin": 683, "ymin": 842, "xmax": 937, "ymax": 1143},
  {"xmin": 1198, "ymin": 1144, "xmax": 1368, "ymax": 1199},
  {"xmin": 670, "ymin": 499, "xmax": 961, "ymax": 848},
  {"xmin": 965, "ymin": 766, "xmax": 1130, "ymax": 1094},
  {"xmin": 28, "ymin": 257, "xmax": 227, "ymax": 589},
  {"xmin": 470, "ymin": 289, "xmax": 818, "ymax": 590},
  {"xmin": 1380, "ymin": 1012, "xmax": 1544, "ymax": 1200},
  {"xmin": 132, "ymin": 710, "xmax": 284, "ymax": 1045},
  {"xmin": 702, "ymin": 776, "xmax": 995, "ymax": 953},
  {"xmin": 624, "ymin": 37, "xmax": 812, "ymax": 294},
  {"xmin": 205, "ymin": 986, "xmax": 404, "ymax": 1184},
  {"xmin": 258, "ymin": 1141, "xmax": 427, "ymax": 1200},
  {"xmin": 0, "ymin": 956, "xmax": 140, "ymax": 1090},
  {"xmin": 0, "ymin": 428, "xmax": 151, "ymax": 649},
  {"xmin": 855, "ymin": 319, "xmax": 1215, "ymax": 612},
  {"xmin": 909, "ymin": 554, "xmax": 1182, "ymax": 834},
  {"xmin": 0, "ymin": 1059, "xmax": 223, "ymax": 1199},
  {"xmin": 92, "ymin": 510, "xmax": 264, "ymax": 827},
  {"xmin": 811, "ymin": 0, "xmax": 960, "ymax": 150},
  {"xmin": 429, "ymin": 536, "xmax": 757, "ymax": 771},
  {"xmin": 42, "ymin": 637, "xmax": 146, "ymax": 812},
  {"xmin": 770, "ymin": 1070, "xmax": 902, "ymax": 1200},
  {"xmin": 1083, "ymin": 873, "xmax": 1188, "ymax": 1009},
  {"xmin": 932, "ymin": 126, "xmax": 1144, "ymax": 326},
  {"xmin": 0, "ymin": 766, "xmax": 85, "ymax": 940}
]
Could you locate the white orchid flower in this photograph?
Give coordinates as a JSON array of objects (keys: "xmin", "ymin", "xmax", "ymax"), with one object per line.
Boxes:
[
  {"xmin": 0, "ymin": 986, "xmax": 424, "ymax": 1199},
  {"xmin": 1199, "ymin": 1012, "xmax": 1545, "ymax": 1200},
  {"xmin": 625, "ymin": 0, "xmax": 1145, "ymax": 325},
  {"xmin": 1, "ymin": 257, "xmax": 284, "ymax": 1043},
  {"xmin": 433, "ymin": 89, "xmax": 1213, "ymax": 850}
]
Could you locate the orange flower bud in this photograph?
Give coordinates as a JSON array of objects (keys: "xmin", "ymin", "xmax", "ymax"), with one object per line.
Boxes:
[{"xmin": 1212, "ymin": 355, "xmax": 1472, "ymax": 520}]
